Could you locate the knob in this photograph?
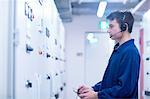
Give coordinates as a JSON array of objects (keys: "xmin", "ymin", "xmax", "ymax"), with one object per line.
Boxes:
[
  {"xmin": 146, "ymin": 57, "xmax": 150, "ymax": 61},
  {"xmin": 55, "ymin": 57, "xmax": 58, "ymax": 60},
  {"xmin": 63, "ymin": 83, "xmax": 66, "ymax": 86},
  {"xmin": 54, "ymin": 93, "xmax": 59, "ymax": 99},
  {"xmin": 146, "ymin": 72, "xmax": 150, "ymax": 75},
  {"xmin": 60, "ymin": 86, "xmax": 63, "ymax": 91},
  {"xmin": 55, "ymin": 73, "xmax": 58, "ymax": 76}
]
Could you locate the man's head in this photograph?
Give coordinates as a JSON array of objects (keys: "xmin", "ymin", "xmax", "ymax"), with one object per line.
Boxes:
[{"xmin": 106, "ymin": 11, "xmax": 134, "ymax": 40}]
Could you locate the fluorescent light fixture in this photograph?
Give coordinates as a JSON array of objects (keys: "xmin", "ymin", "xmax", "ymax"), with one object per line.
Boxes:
[{"xmin": 97, "ymin": 1, "xmax": 107, "ymax": 18}]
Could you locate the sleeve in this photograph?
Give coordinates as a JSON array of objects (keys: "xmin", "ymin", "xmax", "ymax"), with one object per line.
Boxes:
[
  {"xmin": 92, "ymin": 81, "xmax": 102, "ymax": 92},
  {"xmin": 97, "ymin": 50, "xmax": 140, "ymax": 98}
]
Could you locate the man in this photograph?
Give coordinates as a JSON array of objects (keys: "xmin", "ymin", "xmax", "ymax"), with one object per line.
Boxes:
[{"xmin": 77, "ymin": 11, "xmax": 140, "ymax": 99}]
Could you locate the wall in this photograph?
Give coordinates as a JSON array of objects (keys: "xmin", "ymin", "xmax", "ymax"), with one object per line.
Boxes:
[
  {"xmin": 85, "ymin": 32, "xmax": 114, "ymax": 86},
  {"xmin": 0, "ymin": 0, "xmax": 9, "ymax": 99},
  {"xmin": 132, "ymin": 22, "xmax": 141, "ymax": 50},
  {"xmin": 143, "ymin": 9, "xmax": 150, "ymax": 99}
]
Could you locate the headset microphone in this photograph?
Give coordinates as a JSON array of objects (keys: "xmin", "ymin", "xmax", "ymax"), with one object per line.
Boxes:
[{"xmin": 110, "ymin": 31, "xmax": 121, "ymax": 38}]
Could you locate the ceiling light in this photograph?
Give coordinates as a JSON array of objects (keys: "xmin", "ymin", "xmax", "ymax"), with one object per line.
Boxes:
[{"xmin": 97, "ymin": 1, "xmax": 107, "ymax": 18}]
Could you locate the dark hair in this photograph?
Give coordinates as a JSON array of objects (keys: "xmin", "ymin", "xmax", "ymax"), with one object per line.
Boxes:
[{"xmin": 106, "ymin": 11, "xmax": 134, "ymax": 33}]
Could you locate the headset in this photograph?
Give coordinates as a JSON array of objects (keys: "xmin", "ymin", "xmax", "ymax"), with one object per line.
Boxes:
[{"xmin": 120, "ymin": 13, "xmax": 127, "ymax": 32}]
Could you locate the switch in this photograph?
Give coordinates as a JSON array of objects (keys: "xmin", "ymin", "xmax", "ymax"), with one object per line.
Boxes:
[
  {"xmin": 25, "ymin": 80, "xmax": 32, "ymax": 88},
  {"xmin": 60, "ymin": 86, "xmax": 63, "ymax": 91},
  {"xmin": 46, "ymin": 74, "xmax": 50, "ymax": 80},
  {"xmin": 145, "ymin": 90, "xmax": 150, "ymax": 96},
  {"xmin": 55, "ymin": 39, "xmax": 57, "ymax": 45},
  {"xmin": 29, "ymin": 9, "xmax": 33, "ymax": 21},
  {"xmin": 54, "ymin": 93, "xmax": 59, "ymax": 99},
  {"xmin": 46, "ymin": 53, "xmax": 51, "ymax": 58},
  {"xmin": 25, "ymin": 2, "xmax": 28, "ymax": 16},
  {"xmin": 46, "ymin": 27, "xmax": 50, "ymax": 38},
  {"xmin": 63, "ymin": 83, "xmax": 66, "ymax": 87},
  {"xmin": 55, "ymin": 57, "xmax": 58, "ymax": 60},
  {"xmin": 39, "ymin": 0, "xmax": 43, "ymax": 5},
  {"xmin": 55, "ymin": 73, "xmax": 58, "ymax": 76},
  {"xmin": 26, "ymin": 44, "xmax": 33, "ymax": 53}
]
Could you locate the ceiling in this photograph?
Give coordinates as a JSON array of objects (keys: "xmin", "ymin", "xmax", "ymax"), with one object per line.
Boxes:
[{"xmin": 54, "ymin": 0, "xmax": 150, "ymax": 22}]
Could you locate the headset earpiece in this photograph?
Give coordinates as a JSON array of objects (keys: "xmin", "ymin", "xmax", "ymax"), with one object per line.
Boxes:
[
  {"xmin": 120, "ymin": 23, "xmax": 127, "ymax": 32},
  {"xmin": 120, "ymin": 14, "xmax": 127, "ymax": 32}
]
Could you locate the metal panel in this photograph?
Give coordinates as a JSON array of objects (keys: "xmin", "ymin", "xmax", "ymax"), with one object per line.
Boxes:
[{"xmin": 143, "ymin": 9, "xmax": 150, "ymax": 99}]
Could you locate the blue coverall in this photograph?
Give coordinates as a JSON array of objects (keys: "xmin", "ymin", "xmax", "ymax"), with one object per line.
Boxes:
[{"xmin": 92, "ymin": 39, "xmax": 140, "ymax": 99}]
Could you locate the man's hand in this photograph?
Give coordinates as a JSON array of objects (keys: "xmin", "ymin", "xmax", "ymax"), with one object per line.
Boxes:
[
  {"xmin": 78, "ymin": 85, "xmax": 91, "ymax": 94},
  {"xmin": 77, "ymin": 85, "xmax": 98, "ymax": 99}
]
